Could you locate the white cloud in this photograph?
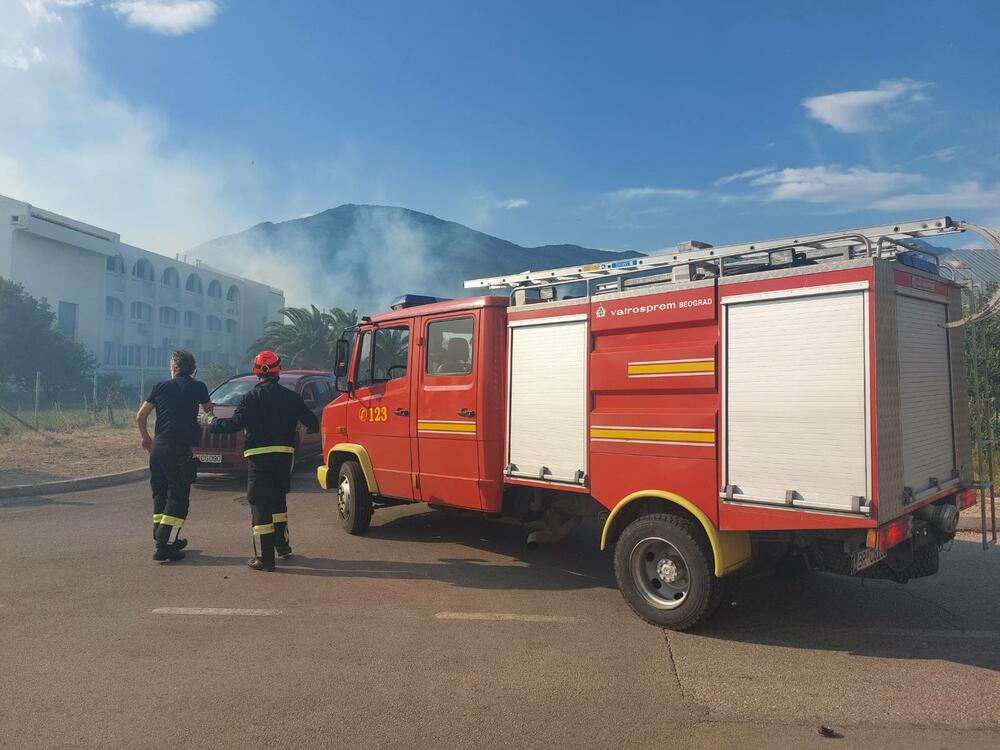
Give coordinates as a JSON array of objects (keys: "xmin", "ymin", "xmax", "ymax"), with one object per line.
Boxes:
[
  {"xmin": 1, "ymin": 44, "xmax": 44, "ymax": 70},
  {"xmin": 915, "ymin": 145, "xmax": 961, "ymax": 163},
  {"xmin": 714, "ymin": 167, "xmax": 774, "ymax": 186},
  {"xmin": 0, "ymin": 2, "xmax": 258, "ymax": 253},
  {"xmin": 23, "ymin": 1, "xmax": 92, "ymax": 25},
  {"xmin": 873, "ymin": 181, "xmax": 1000, "ymax": 211},
  {"xmin": 802, "ymin": 79, "xmax": 931, "ymax": 133},
  {"xmin": 738, "ymin": 166, "xmax": 920, "ymax": 205},
  {"xmin": 605, "ymin": 186, "xmax": 700, "ymax": 202},
  {"xmin": 500, "ymin": 198, "xmax": 529, "ymax": 209},
  {"xmin": 107, "ymin": 0, "xmax": 220, "ymax": 35}
]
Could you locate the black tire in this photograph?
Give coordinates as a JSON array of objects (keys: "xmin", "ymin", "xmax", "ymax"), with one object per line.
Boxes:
[
  {"xmin": 613, "ymin": 513, "xmax": 723, "ymax": 631},
  {"xmin": 336, "ymin": 460, "xmax": 372, "ymax": 534}
]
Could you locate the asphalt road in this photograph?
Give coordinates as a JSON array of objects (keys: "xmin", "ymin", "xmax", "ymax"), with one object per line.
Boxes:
[{"xmin": 2, "ymin": 467, "xmax": 999, "ymax": 749}]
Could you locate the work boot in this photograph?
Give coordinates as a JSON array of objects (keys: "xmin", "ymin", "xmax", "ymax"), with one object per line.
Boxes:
[
  {"xmin": 153, "ymin": 547, "xmax": 186, "ymax": 563},
  {"xmin": 275, "ymin": 544, "xmax": 292, "ymax": 559},
  {"xmin": 247, "ymin": 556, "xmax": 275, "ymax": 572},
  {"xmin": 171, "ymin": 538, "xmax": 188, "ymax": 552}
]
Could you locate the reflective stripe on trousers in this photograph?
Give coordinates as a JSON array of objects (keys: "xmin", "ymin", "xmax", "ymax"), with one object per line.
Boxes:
[{"xmin": 243, "ymin": 446, "xmax": 295, "ymax": 458}]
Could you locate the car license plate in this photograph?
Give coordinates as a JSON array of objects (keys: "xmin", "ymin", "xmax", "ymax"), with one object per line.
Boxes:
[
  {"xmin": 197, "ymin": 454, "xmax": 223, "ymax": 464},
  {"xmin": 851, "ymin": 546, "xmax": 887, "ymax": 573}
]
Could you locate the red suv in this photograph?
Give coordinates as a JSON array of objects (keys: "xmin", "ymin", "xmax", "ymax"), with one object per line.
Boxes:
[{"xmin": 192, "ymin": 370, "xmax": 336, "ymax": 475}]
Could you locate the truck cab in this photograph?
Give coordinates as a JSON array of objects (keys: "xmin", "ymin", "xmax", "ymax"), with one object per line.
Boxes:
[{"xmin": 317, "ymin": 296, "xmax": 509, "ymax": 522}]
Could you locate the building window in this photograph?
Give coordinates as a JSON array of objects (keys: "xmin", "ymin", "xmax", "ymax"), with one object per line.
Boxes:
[
  {"xmin": 130, "ymin": 301, "xmax": 152, "ymax": 322},
  {"xmin": 186, "ymin": 274, "xmax": 203, "ymax": 294},
  {"xmin": 206, "ymin": 315, "xmax": 222, "ymax": 332},
  {"xmin": 226, "ymin": 285, "xmax": 240, "ymax": 308},
  {"xmin": 161, "ymin": 267, "xmax": 180, "ymax": 287},
  {"xmin": 207, "ymin": 280, "xmax": 222, "ymax": 298},
  {"xmin": 57, "ymin": 301, "xmax": 78, "ymax": 339},
  {"xmin": 225, "ymin": 319, "xmax": 239, "ymax": 335},
  {"xmin": 106, "ymin": 255, "xmax": 125, "ymax": 274},
  {"xmin": 132, "ymin": 258, "xmax": 155, "ymax": 282},
  {"xmin": 105, "ymin": 296, "xmax": 124, "ymax": 318},
  {"xmin": 103, "ymin": 342, "xmax": 117, "ymax": 365},
  {"xmin": 184, "ymin": 311, "xmax": 201, "ymax": 329},
  {"xmin": 159, "ymin": 307, "xmax": 179, "ymax": 326}
]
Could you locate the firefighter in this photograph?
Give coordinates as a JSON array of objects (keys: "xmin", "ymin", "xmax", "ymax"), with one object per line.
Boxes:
[
  {"xmin": 136, "ymin": 350, "xmax": 213, "ymax": 563},
  {"xmin": 209, "ymin": 351, "xmax": 320, "ymax": 571}
]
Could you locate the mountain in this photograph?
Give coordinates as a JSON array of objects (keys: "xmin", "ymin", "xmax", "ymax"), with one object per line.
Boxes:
[
  {"xmin": 905, "ymin": 239, "xmax": 1000, "ymax": 286},
  {"xmin": 192, "ymin": 204, "xmax": 639, "ymax": 313}
]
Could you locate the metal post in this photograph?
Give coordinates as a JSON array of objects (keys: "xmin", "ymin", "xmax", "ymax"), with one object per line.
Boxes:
[
  {"xmin": 92, "ymin": 368, "xmax": 99, "ymax": 423},
  {"xmin": 33, "ymin": 371, "xmax": 40, "ymax": 429}
]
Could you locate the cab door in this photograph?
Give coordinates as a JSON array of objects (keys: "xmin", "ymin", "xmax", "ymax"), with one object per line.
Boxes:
[
  {"xmin": 346, "ymin": 322, "xmax": 415, "ymax": 499},
  {"xmin": 416, "ymin": 312, "xmax": 481, "ymax": 509}
]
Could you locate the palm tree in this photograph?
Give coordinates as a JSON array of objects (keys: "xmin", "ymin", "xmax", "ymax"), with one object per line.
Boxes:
[{"xmin": 249, "ymin": 306, "xmax": 358, "ymax": 370}]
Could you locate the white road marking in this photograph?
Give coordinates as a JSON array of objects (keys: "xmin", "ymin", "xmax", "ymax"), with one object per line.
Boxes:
[
  {"xmin": 152, "ymin": 607, "xmax": 281, "ymax": 616},
  {"xmin": 435, "ymin": 611, "xmax": 584, "ymax": 623}
]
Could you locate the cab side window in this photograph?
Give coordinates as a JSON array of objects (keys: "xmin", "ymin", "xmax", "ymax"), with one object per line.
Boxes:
[
  {"xmin": 355, "ymin": 331, "xmax": 373, "ymax": 388},
  {"xmin": 426, "ymin": 317, "xmax": 474, "ymax": 376},
  {"xmin": 373, "ymin": 325, "xmax": 410, "ymax": 383}
]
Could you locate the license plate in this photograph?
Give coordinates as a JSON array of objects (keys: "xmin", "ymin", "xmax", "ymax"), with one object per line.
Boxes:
[
  {"xmin": 851, "ymin": 546, "xmax": 887, "ymax": 573},
  {"xmin": 196, "ymin": 454, "xmax": 223, "ymax": 464}
]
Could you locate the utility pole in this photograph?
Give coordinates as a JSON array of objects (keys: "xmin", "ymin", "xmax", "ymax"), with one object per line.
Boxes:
[{"xmin": 33, "ymin": 371, "xmax": 41, "ymax": 429}]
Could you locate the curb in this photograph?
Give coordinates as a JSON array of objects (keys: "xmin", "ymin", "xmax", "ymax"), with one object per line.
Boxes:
[{"xmin": 0, "ymin": 467, "xmax": 149, "ymax": 499}]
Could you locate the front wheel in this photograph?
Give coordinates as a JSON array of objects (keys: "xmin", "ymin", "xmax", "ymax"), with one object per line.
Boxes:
[
  {"xmin": 613, "ymin": 513, "xmax": 723, "ymax": 630},
  {"xmin": 336, "ymin": 460, "xmax": 372, "ymax": 534}
]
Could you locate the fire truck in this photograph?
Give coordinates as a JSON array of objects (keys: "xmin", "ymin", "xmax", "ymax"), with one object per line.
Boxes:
[{"xmin": 316, "ymin": 216, "xmax": 999, "ymax": 629}]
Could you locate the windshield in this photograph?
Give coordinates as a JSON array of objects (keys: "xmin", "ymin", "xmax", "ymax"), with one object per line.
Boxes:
[{"xmin": 210, "ymin": 380, "xmax": 255, "ymax": 406}]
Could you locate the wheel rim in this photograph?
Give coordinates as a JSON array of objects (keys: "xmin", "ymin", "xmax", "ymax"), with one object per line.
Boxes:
[
  {"xmin": 337, "ymin": 474, "xmax": 352, "ymax": 520},
  {"xmin": 629, "ymin": 536, "xmax": 691, "ymax": 610}
]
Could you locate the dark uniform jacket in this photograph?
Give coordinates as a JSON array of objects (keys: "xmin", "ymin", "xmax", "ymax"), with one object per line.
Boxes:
[{"xmin": 209, "ymin": 377, "xmax": 320, "ymax": 456}]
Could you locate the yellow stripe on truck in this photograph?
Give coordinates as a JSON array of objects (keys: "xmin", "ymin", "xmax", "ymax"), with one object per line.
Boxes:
[
  {"xmin": 417, "ymin": 421, "xmax": 476, "ymax": 433},
  {"xmin": 627, "ymin": 360, "xmax": 714, "ymax": 375},
  {"xmin": 590, "ymin": 428, "xmax": 715, "ymax": 444}
]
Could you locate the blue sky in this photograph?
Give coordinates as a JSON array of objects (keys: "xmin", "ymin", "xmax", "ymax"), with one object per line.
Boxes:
[{"xmin": 2, "ymin": 0, "xmax": 999, "ymax": 258}]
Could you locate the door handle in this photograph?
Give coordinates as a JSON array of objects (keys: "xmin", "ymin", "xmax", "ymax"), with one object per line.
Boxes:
[
  {"xmin": 458, "ymin": 408, "xmax": 476, "ymax": 418},
  {"xmin": 395, "ymin": 408, "xmax": 409, "ymax": 417}
]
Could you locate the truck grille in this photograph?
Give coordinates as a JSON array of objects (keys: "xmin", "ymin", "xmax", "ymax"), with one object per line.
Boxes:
[{"xmin": 200, "ymin": 428, "xmax": 239, "ymax": 450}]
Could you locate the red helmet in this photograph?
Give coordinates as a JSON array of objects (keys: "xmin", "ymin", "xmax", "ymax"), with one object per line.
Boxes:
[{"xmin": 253, "ymin": 350, "xmax": 281, "ymax": 376}]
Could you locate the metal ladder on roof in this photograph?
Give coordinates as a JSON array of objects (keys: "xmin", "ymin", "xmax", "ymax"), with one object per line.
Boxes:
[{"xmin": 464, "ymin": 216, "xmax": 963, "ymax": 291}]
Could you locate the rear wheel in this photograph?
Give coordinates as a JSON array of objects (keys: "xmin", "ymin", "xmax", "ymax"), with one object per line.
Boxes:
[
  {"xmin": 336, "ymin": 460, "xmax": 372, "ymax": 534},
  {"xmin": 614, "ymin": 513, "xmax": 722, "ymax": 630}
]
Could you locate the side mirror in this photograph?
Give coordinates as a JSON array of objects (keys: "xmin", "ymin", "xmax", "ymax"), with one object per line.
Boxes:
[{"xmin": 334, "ymin": 339, "xmax": 350, "ymax": 378}]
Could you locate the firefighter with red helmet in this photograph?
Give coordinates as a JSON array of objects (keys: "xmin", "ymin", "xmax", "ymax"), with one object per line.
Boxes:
[{"xmin": 209, "ymin": 351, "xmax": 320, "ymax": 571}]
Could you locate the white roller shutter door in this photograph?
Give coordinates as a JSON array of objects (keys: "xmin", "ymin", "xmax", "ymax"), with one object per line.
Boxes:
[
  {"xmin": 507, "ymin": 317, "xmax": 587, "ymax": 484},
  {"xmin": 724, "ymin": 290, "xmax": 869, "ymax": 513},
  {"xmin": 896, "ymin": 294, "xmax": 955, "ymax": 498}
]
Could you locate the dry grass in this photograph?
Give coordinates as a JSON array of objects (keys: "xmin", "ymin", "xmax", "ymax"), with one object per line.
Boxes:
[{"xmin": 0, "ymin": 415, "xmax": 148, "ymax": 487}]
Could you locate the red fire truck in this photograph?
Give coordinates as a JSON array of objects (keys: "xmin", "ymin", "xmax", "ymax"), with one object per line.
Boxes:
[{"xmin": 317, "ymin": 216, "xmax": 999, "ymax": 629}]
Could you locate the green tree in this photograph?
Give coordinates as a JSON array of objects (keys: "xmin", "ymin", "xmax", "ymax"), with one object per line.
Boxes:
[
  {"xmin": 202, "ymin": 362, "xmax": 235, "ymax": 390},
  {"xmin": 0, "ymin": 277, "xmax": 95, "ymax": 399},
  {"xmin": 249, "ymin": 306, "xmax": 358, "ymax": 370}
]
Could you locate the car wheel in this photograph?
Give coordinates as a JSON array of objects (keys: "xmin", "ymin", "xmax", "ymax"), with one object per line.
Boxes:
[
  {"xmin": 336, "ymin": 460, "xmax": 372, "ymax": 534},
  {"xmin": 613, "ymin": 513, "xmax": 722, "ymax": 631}
]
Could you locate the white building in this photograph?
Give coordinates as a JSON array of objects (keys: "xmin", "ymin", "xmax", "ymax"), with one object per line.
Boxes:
[{"xmin": 0, "ymin": 194, "xmax": 285, "ymax": 386}]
